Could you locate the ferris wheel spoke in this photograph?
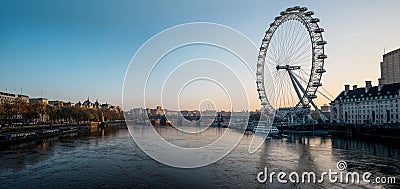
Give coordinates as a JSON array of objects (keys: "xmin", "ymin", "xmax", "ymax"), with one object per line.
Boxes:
[
  {"xmin": 274, "ymin": 25, "xmax": 284, "ymax": 59},
  {"xmin": 287, "ymin": 34, "xmax": 308, "ymax": 63},
  {"xmin": 289, "ymin": 40, "xmax": 311, "ymax": 65},
  {"xmin": 293, "ymin": 70, "xmax": 312, "ymax": 88},
  {"xmin": 291, "ymin": 56, "xmax": 312, "ymax": 66},
  {"xmin": 275, "ymin": 77, "xmax": 283, "ymax": 107},
  {"xmin": 300, "ymin": 69, "xmax": 314, "ymax": 82},
  {"xmin": 295, "ymin": 56, "xmax": 312, "ymax": 63},
  {"xmin": 267, "ymin": 43, "xmax": 283, "ymax": 65},
  {"xmin": 282, "ymin": 23, "xmax": 292, "ymax": 64},
  {"xmin": 275, "ymin": 72, "xmax": 286, "ymax": 106},
  {"xmin": 266, "ymin": 55, "xmax": 280, "ymax": 65},
  {"xmin": 289, "ymin": 32, "xmax": 311, "ymax": 60},
  {"xmin": 266, "ymin": 71, "xmax": 282, "ymax": 104},
  {"xmin": 286, "ymin": 23, "xmax": 297, "ymax": 53},
  {"xmin": 285, "ymin": 22, "xmax": 296, "ymax": 59},
  {"xmin": 281, "ymin": 74, "xmax": 289, "ymax": 107},
  {"xmin": 287, "ymin": 22, "xmax": 304, "ymax": 60},
  {"xmin": 279, "ymin": 73, "xmax": 289, "ymax": 107},
  {"xmin": 285, "ymin": 73, "xmax": 296, "ymax": 107},
  {"xmin": 289, "ymin": 47, "xmax": 310, "ymax": 65},
  {"xmin": 289, "ymin": 46, "xmax": 312, "ymax": 66}
]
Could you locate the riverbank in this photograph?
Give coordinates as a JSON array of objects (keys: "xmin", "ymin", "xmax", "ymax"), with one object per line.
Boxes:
[
  {"xmin": 280, "ymin": 127, "xmax": 400, "ymax": 140},
  {"xmin": 1, "ymin": 126, "xmax": 398, "ymax": 189},
  {"xmin": 0, "ymin": 121, "xmax": 126, "ymax": 146},
  {"xmin": 0, "ymin": 126, "xmax": 90, "ymax": 146}
]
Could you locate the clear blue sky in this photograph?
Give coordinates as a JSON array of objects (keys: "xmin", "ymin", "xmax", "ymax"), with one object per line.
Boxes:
[{"xmin": 1, "ymin": 0, "xmax": 400, "ymax": 110}]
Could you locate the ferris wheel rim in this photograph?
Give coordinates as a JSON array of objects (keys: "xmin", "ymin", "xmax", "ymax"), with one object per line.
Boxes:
[{"xmin": 256, "ymin": 6, "xmax": 327, "ymax": 111}]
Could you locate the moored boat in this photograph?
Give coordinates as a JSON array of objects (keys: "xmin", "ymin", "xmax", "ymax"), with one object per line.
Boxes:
[{"xmin": 252, "ymin": 121, "xmax": 279, "ymax": 136}]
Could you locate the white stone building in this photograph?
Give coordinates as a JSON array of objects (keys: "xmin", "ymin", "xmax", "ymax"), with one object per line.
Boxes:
[
  {"xmin": 0, "ymin": 92, "xmax": 17, "ymax": 104},
  {"xmin": 0, "ymin": 92, "xmax": 30, "ymax": 104},
  {"xmin": 330, "ymin": 81, "xmax": 400, "ymax": 125}
]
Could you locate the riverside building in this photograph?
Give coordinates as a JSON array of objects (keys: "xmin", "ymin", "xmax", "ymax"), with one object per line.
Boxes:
[
  {"xmin": 330, "ymin": 81, "xmax": 400, "ymax": 125},
  {"xmin": 331, "ymin": 48, "xmax": 400, "ymax": 126},
  {"xmin": 0, "ymin": 92, "xmax": 30, "ymax": 104}
]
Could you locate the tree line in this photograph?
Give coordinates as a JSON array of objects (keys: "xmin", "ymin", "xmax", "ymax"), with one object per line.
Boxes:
[{"xmin": 0, "ymin": 99, "xmax": 124, "ymax": 126}]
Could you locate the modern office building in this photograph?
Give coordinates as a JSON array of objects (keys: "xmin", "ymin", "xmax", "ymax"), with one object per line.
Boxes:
[{"xmin": 380, "ymin": 48, "xmax": 400, "ymax": 85}]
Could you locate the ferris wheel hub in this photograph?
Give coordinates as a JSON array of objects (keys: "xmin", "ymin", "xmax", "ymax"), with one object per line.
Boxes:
[{"xmin": 276, "ymin": 65, "xmax": 301, "ymax": 70}]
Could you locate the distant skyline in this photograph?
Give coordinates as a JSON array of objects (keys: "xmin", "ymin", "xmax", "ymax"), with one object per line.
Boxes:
[{"xmin": 1, "ymin": 0, "xmax": 400, "ymax": 111}]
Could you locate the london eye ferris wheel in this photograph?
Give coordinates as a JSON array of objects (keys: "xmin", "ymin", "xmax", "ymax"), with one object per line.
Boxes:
[{"xmin": 256, "ymin": 6, "xmax": 327, "ymax": 115}]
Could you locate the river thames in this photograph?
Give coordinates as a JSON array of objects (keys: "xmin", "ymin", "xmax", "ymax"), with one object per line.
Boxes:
[{"xmin": 0, "ymin": 126, "xmax": 398, "ymax": 188}]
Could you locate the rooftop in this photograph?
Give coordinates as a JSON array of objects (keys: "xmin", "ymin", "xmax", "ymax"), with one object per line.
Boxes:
[
  {"xmin": 333, "ymin": 82, "xmax": 400, "ymax": 102},
  {"xmin": 383, "ymin": 47, "xmax": 400, "ymax": 57}
]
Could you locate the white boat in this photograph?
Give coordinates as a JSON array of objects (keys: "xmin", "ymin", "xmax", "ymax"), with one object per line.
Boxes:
[{"xmin": 252, "ymin": 121, "xmax": 279, "ymax": 135}]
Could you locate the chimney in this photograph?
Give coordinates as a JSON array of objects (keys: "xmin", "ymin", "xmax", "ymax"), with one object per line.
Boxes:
[
  {"xmin": 352, "ymin": 85, "xmax": 357, "ymax": 90},
  {"xmin": 378, "ymin": 78, "xmax": 384, "ymax": 91},
  {"xmin": 365, "ymin": 81, "xmax": 372, "ymax": 93},
  {"xmin": 344, "ymin": 85, "xmax": 350, "ymax": 95}
]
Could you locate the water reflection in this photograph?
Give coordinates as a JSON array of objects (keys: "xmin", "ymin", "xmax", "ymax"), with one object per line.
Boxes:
[
  {"xmin": 332, "ymin": 135, "xmax": 400, "ymax": 159},
  {"xmin": 0, "ymin": 127, "xmax": 119, "ymax": 172},
  {"xmin": 0, "ymin": 126, "xmax": 398, "ymax": 188}
]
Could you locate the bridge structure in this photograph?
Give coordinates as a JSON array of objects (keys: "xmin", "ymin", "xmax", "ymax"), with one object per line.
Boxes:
[{"xmin": 146, "ymin": 114, "xmax": 234, "ymax": 126}]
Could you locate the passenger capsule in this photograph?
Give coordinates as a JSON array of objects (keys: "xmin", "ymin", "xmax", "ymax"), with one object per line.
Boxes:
[
  {"xmin": 299, "ymin": 7, "xmax": 308, "ymax": 12},
  {"xmin": 305, "ymin": 11, "xmax": 314, "ymax": 16},
  {"xmin": 316, "ymin": 41, "xmax": 327, "ymax": 45},
  {"xmin": 310, "ymin": 18, "xmax": 320, "ymax": 23},
  {"xmin": 286, "ymin": 7, "xmax": 294, "ymax": 11},
  {"xmin": 317, "ymin": 54, "xmax": 328, "ymax": 59},
  {"xmin": 312, "ymin": 82, "xmax": 322, "ymax": 87},
  {"xmin": 315, "ymin": 68, "xmax": 326, "ymax": 73},
  {"xmin": 314, "ymin": 28, "xmax": 324, "ymax": 33},
  {"xmin": 308, "ymin": 94, "xmax": 317, "ymax": 99}
]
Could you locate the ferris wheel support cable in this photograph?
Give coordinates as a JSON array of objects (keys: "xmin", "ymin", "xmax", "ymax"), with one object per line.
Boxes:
[
  {"xmin": 288, "ymin": 71, "xmax": 306, "ymax": 106},
  {"xmin": 295, "ymin": 69, "xmax": 333, "ymax": 102},
  {"xmin": 290, "ymin": 71, "xmax": 327, "ymax": 113},
  {"xmin": 288, "ymin": 70, "xmax": 319, "ymax": 111}
]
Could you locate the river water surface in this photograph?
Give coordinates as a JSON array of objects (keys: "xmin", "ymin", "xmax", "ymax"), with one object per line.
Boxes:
[{"xmin": 0, "ymin": 126, "xmax": 398, "ymax": 188}]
